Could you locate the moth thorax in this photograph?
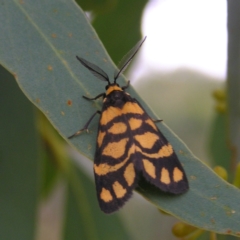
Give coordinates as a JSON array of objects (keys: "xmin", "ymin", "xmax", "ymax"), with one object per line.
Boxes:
[{"xmin": 106, "ymin": 85, "xmax": 122, "ymax": 96}]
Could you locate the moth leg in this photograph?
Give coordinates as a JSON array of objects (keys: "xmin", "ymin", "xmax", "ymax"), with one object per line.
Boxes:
[
  {"xmin": 121, "ymin": 80, "xmax": 130, "ymax": 90},
  {"xmin": 153, "ymin": 119, "xmax": 163, "ymax": 123},
  {"xmin": 68, "ymin": 111, "xmax": 101, "ymax": 139},
  {"xmin": 83, "ymin": 93, "xmax": 105, "ymax": 101}
]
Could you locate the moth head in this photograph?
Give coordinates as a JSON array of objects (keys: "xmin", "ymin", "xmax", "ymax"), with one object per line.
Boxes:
[{"xmin": 76, "ymin": 36, "xmax": 147, "ymax": 90}]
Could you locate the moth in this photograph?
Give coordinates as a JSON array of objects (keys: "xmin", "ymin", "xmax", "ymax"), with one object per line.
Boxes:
[{"xmin": 69, "ymin": 37, "xmax": 189, "ymax": 214}]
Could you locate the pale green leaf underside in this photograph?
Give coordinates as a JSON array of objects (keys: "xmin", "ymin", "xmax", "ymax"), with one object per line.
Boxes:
[{"xmin": 1, "ymin": 0, "xmax": 240, "ymax": 236}]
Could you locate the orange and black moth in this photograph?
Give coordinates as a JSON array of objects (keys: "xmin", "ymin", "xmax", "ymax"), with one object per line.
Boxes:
[{"xmin": 69, "ymin": 37, "xmax": 189, "ymax": 214}]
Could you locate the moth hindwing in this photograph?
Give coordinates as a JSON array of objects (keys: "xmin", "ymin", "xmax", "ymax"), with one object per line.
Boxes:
[{"xmin": 69, "ymin": 36, "xmax": 189, "ymax": 214}]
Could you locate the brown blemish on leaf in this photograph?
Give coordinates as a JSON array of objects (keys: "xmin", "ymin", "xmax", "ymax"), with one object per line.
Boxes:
[
  {"xmin": 225, "ymin": 229, "xmax": 232, "ymax": 234},
  {"xmin": 190, "ymin": 175, "xmax": 196, "ymax": 180},
  {"xmin": 47, "ymin": 65, "xmax": 53, "ymax": 71},
  {"xmin": 67, "ymin": 100, "xmax": 72, "ymax": 106},
  {"xmin": 51, "ymin": 33, "xmax": 57, "ymax": 38},
  {"xmin": 178, "ymin": 150, "xmax": 184, "ymax": 155},
  {"xmin": 210, "ymin": 218, "xmax": 215, "ymax": 224}
]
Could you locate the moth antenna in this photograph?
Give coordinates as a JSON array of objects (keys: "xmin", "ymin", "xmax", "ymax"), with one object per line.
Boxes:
[
  {"xmin": 76, "ymin": 56, "xmax": 110, "ymax": 84},
  {"xmin": 114, "ymin": 36, "xmax": 147, "ymax": 82}
]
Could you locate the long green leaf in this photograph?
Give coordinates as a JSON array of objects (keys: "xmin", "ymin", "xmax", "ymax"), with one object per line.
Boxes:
[
  {"xmin": 1, "ymin": 0, "xmax": 240, "ymax": 236},
  {"xmin": 0, "ymin": 66, "xmax": 39, "ymax": 240}
]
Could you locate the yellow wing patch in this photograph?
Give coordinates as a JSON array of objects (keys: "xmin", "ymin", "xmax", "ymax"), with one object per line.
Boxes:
[
  {"xmin": 100, "ymin": 102, "xmax": 144, "ymax": 126},
  {"xmin": 158, "ymin": 144, "xmax": 174, "ymax": 158},
  {"xmin": 160, "ymin": 168, "xmax": 171, "ymax": 184},
  {"xmin": 122, "ymin": 102, "xmax": 144, "ymax": 115},
  {"xmin": 124, "ymin": 163, "xmax": 136, "ymax": 186},
  {"xmin": 100, "ymin": 188, "xmax": 113, "ymax": 202},
  {"xmin": 101, "ymin": 106, "xmax": 122, "ymax": 126},
  {"xmin": 135, "ymin": 132, "xmax": 159, "ymax": 149},
  {"xmin": 129, "ymin": 118, "xmax": 142, "ymax": 130},
  {"xmin": 97, "ymin": 130, "xmax": 106, "ymax": 147},
  {"xmin": 173, "ymin": 167, "xmax": 184, "ymax": 182},
  {"xmin": 113, "ymin": 181, "xmax": 127, "ymax": 198},
  {"xmin": 102, "ymin": 137, "xmax": 128, "ymax": 158},
  {"xmin": 108, "ymin": 122, "xmax": 127, "ymax": 134},
  {"xmin": 143, "ymin": 159, "xmax": 156, "ymax": 178},
  {"xmin": 145, "ymin": 119, "xmax": 158, "ymax": 131}
]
